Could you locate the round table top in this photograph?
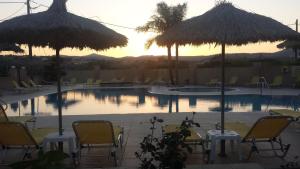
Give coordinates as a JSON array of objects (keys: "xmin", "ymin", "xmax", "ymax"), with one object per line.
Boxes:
[{"xmin": 207, "ymin": 129, "xmax": 240, "ymax": 137}]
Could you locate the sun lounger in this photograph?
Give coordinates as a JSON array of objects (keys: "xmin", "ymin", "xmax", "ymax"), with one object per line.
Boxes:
[
  {"xmin": 12, "ymin": 80, "xmax": 25, "ymax": 90},
  {"xmin": 86, "ymin": 78, "xmax": 94, "ymax": 86},
  {"xmin": 269, "ymin": 109, "xmax": 299, "ymax": 121},
  {"xmin": 0, "ymin": 122, "xmax": 56, "ymax": 162},
  {"xmin": 217, "ymin": 116, "xmax": 293, "ymax": 160},
  {"xmin": 133, "ymin": 78, "xmax": 142, "ymax": 84},
  {"xmin": 228, "ymin": 76, "xmax": 238, "ymax": 86},
  {"xmin": 111, "ymin": 78, "xmax": 125, "ymax": 83},
  {"xmin": 72, "ymin": 120, "xmax": 124, "ymax": 166},
  {"xmin": 21, "ymin": 81, "xmax": 31, "ymax": 88},
  {"xmin": 1, "ymin": 103, "xmax": 36, "ymax": 126},
  {"xmin": 11, "ymin": 80, "xmax": 35, "ymax": 93},
  {"xmin": 270, "ymin": 76, "xmax": 283, "ymax": 87},
  {"xmin": 28, "ymin": 79, "xmax": 43, "ymax": 88},
  {"xmin": 162, "ymin": 124, "xmax": 208, "ymax": 160},
  {"xmin": 152, "ymin": 77, "xmax": 167, "ymax": 85},
  {"xmin": 70, "ymin": 78, "xmax": 77, "ymax": 85},
  {"xmin": 144, "ymin": 77, "xmax": 152, "ymax": 84},
  {"xmin": 247, "ymin": 76, "xmax": 260, "ymax": 87},
  {"xmin": 94, "ymin": 79, "xmax": 102, "ymax": 86},
  {"xmin": 207, "ymin": 79, "xmax": 220, "ymax": 86},
  {"xmin": 162, "ymin": 124, "xmax": 204, "ymax": 146}
]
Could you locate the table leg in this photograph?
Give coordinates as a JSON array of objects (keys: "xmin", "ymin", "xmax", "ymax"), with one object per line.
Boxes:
[
  {"xmin": 42, "ymin": 141, "xmax": 48, "ymax": 153},
  {"xmin": 209, "ymin": 136, "xmax": 216, "ymax": 163},
  {"xmin": 237, "ymin": 137, "xmax": 242, "ymax": 161},
  {"xmin": 0, "ymin": 148, "xmax": 7, "ymax": 163},
  {"xmin": 50, "ymin": 142, "xmax": 56, "ymax": 151},
  {"xmin": 230, "ymin": 140, "xmax": 234, "ymax": 153},
  {"xmin": 68, "ymin": 138, "xmax": 75, "ymax": 156}
]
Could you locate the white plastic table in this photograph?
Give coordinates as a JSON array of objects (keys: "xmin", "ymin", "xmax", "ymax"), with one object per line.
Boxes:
[
  {"xmin": 42, "ymin": 131, "xmax": 77, "ymax": 156},
  {"xmin": 206, "ymin": 129, "xmax": 242, "ymax": 163}
]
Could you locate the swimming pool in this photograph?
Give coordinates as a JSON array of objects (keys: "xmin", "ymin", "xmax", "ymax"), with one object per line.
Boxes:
[{"xmin": 5, "ymin": 88, "xmax": 300, "ymax": 116}]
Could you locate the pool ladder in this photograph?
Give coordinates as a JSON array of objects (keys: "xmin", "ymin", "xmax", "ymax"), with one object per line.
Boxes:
[
  {"xmin": 258, "ymin": 76, "xmax": 270, "ymax": 89},
  {"xmin": 258, "ymin": 76, "xmax": 270, "ymax": 96}
]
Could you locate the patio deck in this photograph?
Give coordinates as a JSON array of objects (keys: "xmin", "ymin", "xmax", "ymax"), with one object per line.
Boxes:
[{"xmin": 1, "ymin": 112, "xmax": 299, "ymax": 169}]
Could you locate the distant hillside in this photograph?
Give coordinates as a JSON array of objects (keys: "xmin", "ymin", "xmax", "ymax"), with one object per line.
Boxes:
[
  {"xmin": 65, "ymin": 53, "xmax": 116, "ymax": 61},
  {"xmin": 179, "ymin": 49, "xmax": 296, "ymax": 63},
  {"xmin": 58, "ymin": 49, "xmax": 296, "ymax": 63}
]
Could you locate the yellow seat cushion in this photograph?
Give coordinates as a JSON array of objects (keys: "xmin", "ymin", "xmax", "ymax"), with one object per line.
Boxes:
[
  {"xmin": 163, "ymin": 124, "xmax": 202, "ymax": 142},
  {"xmin": 73, "ymin": 121, "xmax": 124, "ymax": 145},
  {"xmin": 30, "ymin": 128, "xmax": 57, "ymax": 144},
  {"xmin": 224, "ymin": 122, "xmax": 251, "ymax": 138},
  {"xmin": 270, "ymin": 109, "xmax": 300, "ymax": 119}
]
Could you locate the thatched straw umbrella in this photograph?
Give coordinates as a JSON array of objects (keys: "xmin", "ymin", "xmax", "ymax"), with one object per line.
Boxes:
[
  {"xmin": 0, "ymin": 0, "xmax": 127, "ymax": 137},
  {"xmin": 157, "ymin": 2, "xmax": 299, "ymax": 155},
  {"xmin": 277, "ymin": 40, "xmax": 300, "ymax": 60},
  {"xmin": 0, "ymin": 43, "xmax": 24, "ymax": 53},
  {"xmin": 278, "ymin": 40, "xmax": 300, "ymax": 49}
]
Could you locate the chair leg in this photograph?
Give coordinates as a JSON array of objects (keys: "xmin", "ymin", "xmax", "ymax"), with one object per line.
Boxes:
[
  {"xmin": 110, "ymin": 146, "xmax": 118, "ymax": 166},
  {"xmin": 22, "ymin": 147, "xmax": 33, "ymax": 160},
  {"xmin": 72, "ymin": 149, "xmax": 80, "ymax": 167},
  {"xmin": 0, "ymin": 147, "xmax": 7, "ymax": 164},
  {"xmin": 201, "ymin": 141, "xmax": 210, "ymax": 163},
  {"xmin": 113, "ymin": 152, "xmax": 118, "ymax": 167},
  {"xmin": 270, "ymin": 138, "xmax": 290, "ymax": 158},
  {"xmin": 247, "ymin": 140, "xmax": 259, "ymax": 160}
]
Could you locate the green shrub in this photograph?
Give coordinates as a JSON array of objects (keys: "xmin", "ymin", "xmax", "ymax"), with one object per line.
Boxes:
[{"xmin": 135, "ymin": 113, "xmax": 201, "ymax": 169}]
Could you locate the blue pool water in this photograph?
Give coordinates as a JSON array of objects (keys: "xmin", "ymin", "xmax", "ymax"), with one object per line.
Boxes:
[{"xmin": 5, "ymin": 88, "xmax": 300, "ymax": 116}]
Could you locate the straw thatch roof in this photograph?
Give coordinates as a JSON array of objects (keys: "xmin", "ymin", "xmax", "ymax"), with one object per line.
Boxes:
[
  {"xmin": 277, "ymin": 40, "xmax": 300, "ymax": 49},
  {"xmin": 0, "ymin": 43, "xmax": 24, "ymax": 53},
  {"xmin": 156, "ymin": 3, "xmax": 299, "ymax": 46},
  {"xmin": 0, "ymin": 0, "xmax": 127, "ymax": 50}
]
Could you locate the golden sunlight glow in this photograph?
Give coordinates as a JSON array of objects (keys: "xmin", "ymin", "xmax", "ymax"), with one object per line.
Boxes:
[{"xmin": 0, "ymin": 0, "xmax": 299, "ymax": 57}]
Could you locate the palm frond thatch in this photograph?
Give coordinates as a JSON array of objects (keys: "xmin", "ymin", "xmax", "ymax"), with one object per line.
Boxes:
[
  {"xmin": 157, "ymin": 3, "xmax": 299, "ymax": 46},
  {"xmin": 0, "ymin": 0, "xmax": 128, "ymax": 137},
  {"xmin": 277, "ymin": 40, "xmax": 300, "ymax": 49},
  {"xmin": 0, "ymin": 0, "xmax": 128, "ymax": 50}
]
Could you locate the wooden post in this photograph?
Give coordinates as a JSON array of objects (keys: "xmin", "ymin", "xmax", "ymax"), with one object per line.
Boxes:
[
  {"xmin": 56, "ymin": 48, "xmax": 63, "ymax": 137},
  {"xmin": 167, "ymin": 45, "xmax": 174, "ymax": 85},
  {"xmin": 30, "ymin": 98, "xmax": 35, "ymax": 116},
  {"xmin": 297, "ymin": 19, "xmax": 298, "ymax": 32},
  {"xmin": 56, "ymin": 48, "xmax": 64, "ymax": 151},
  {"xmin": 175, "ymin": 43, "xmax": 179, "ymax": 85},
  {"xmin": 296, "ymin": 19, "xmax": 298, "ymax": 60},
  {"xmin": 219, "ymin": 42, "xmax": 226, "ymax": 157},
  {"xmin": 27, "ymin": 0, "xmax": 33, "ymax": 58}
]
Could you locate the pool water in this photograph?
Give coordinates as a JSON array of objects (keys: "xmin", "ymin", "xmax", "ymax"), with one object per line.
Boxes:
[{"xmin": 5, "ymin": 88, "xmax": 300, "ymax": 116}]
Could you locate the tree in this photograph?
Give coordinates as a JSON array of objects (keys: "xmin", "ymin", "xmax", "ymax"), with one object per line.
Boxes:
[{"xmin": 137, "ymin": 2, "xmax": 187, "ymax": 85}]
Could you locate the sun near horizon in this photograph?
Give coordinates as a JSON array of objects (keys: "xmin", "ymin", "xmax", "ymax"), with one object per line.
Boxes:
[{"xmin": 0, "ymin": 0, "xmax": 299, "ymax": 57}]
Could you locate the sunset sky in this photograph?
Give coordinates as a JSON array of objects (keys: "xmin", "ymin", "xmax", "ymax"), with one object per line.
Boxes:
[{"xmin": 0, "ymin": 0, "xmax": 299, "ymax": 57}]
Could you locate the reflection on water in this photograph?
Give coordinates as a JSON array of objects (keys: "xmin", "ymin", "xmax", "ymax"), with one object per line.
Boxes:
[{"xmin": 5, "ymin": 88, "xmax": 300, "ymax": 116}]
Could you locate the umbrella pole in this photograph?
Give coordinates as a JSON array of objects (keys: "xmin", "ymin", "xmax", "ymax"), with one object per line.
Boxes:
[
  {"xmin": 55, "ymin": 48, "xmax": 63, "ymax": 150},
  {"xmin": 219, "ymin": 43, "xmax": 226, "ymax": 157},
  {"xmin": 167, "ymin": 45, "xmax": 174, "ymax": 85},
  {"xmin": 176, "ymin": 43, "xmax": 179, "ymax": 85}
]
